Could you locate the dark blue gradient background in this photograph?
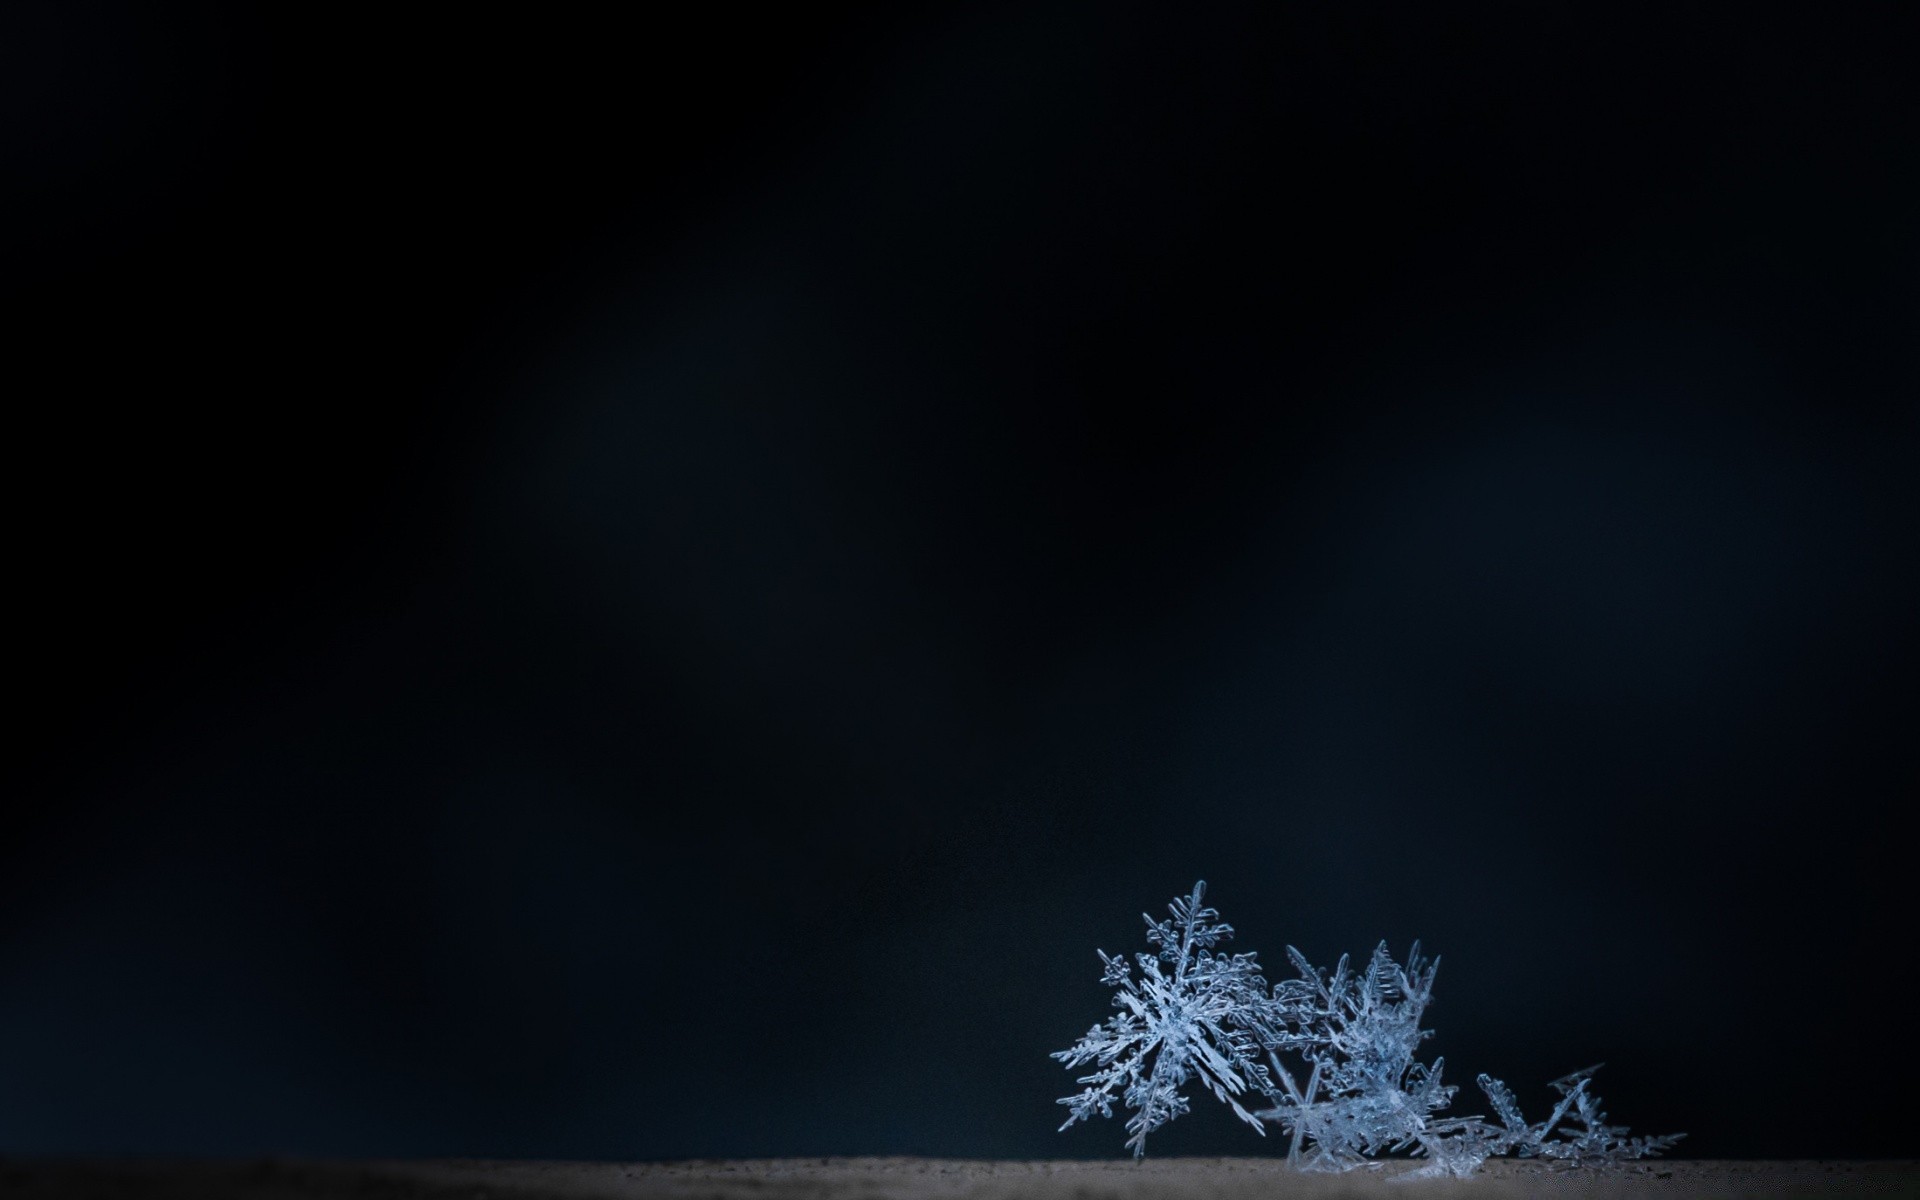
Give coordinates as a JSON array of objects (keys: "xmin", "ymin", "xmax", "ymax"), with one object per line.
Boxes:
[{"xmin": 4, "ymin": 2, "xmax": 1915, "ymax": 1162}]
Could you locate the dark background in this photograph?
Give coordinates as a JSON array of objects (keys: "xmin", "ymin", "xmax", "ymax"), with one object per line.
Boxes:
[{"xmin": 4, "ymin": 0, "xmax": 1916, "ymax": 1164}]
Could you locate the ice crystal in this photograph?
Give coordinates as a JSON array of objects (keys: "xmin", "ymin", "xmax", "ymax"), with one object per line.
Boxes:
[
  {"xmin": 1052, "ymin": 884, "xmax": 1683, "ymax": 1175},
  {"xmin": 1258, "ymin": 943, "xmax": 1684, "ymax": 1177},
  {"xmin": 1258, "ymin": 941, "xmax": 1502, "ymax": 1178},
  {"xmin": 1479, "ymin": 1065, "xmax": 1688, "ymax": 1165},
  {"xmin": 1050, "ymin": 881, "xmax": 1285, "ymax": 1158}
]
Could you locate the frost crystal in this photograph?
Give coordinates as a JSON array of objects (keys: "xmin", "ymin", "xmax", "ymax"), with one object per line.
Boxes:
[
  {"xmin": 1050, "ymin": 881, "xmax": 1284, "ymax": 1158},
  {"xmin": 1052, "ymin": 884, "xmax": 1683, "ymax": 1175},
  {"xmin": 1260, "ymin": 943, "xmax": 1684, "ymax": 1176},
  {"xmin": 1259, "ymin": 941, "xmax": 1503, "ymax": 1177},
  {"xmin": 1480, "ymin": 1064, "xmax": 1689, "ymax": 1165}
]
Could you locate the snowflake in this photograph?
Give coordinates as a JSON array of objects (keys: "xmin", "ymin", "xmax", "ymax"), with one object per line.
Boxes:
[{"xmin": 1051, "ymin": 881, "xmax": 1287, "ymax": 1158}]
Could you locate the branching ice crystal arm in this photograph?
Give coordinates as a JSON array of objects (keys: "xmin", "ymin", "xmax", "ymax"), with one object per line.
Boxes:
[{"xmin": 1476, "ymin": 1073, "xmax": 1528, "ymax": 1138}]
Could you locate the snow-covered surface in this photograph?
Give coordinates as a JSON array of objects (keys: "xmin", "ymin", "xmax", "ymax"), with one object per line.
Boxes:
[{"xmin": 0, "ymin": 1156, "xmax": 1910, "ymax": 1199}]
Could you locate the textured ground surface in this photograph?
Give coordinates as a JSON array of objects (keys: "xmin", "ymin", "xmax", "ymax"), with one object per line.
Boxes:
[{"xmin": 0, "ymin": 1157, "xmax": 1911, "ymax": 1200}]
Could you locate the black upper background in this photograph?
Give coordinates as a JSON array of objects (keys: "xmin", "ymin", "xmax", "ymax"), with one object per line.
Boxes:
[{"xmin": 4, "ymin": 1, "xmax": 1916, "ymax": 1162}]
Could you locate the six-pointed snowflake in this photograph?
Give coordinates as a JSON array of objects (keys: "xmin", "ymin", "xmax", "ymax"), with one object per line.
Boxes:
[{"xmin": 1051, "ymin": 881, "xmax": 1285, "ymax": 1158}]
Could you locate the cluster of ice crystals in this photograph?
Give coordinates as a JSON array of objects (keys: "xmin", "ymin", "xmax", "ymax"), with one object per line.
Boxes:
[
  {"xmin": 1259, "ymin": 941, "xmax": 1499, "ymax": 1177},
  {"xmin": 1484, "ymin": 1064, "xmax": 1689, "ymax": 1165},
  {"xmin": 1054, "ymin": 883, "xmax": 1683, "ymax": 1174}
]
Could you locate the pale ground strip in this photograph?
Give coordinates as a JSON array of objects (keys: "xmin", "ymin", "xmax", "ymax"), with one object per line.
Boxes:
[{"xmin": 1, "ymin": 1157, "xmax": 1912, "ymax": 1199}]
